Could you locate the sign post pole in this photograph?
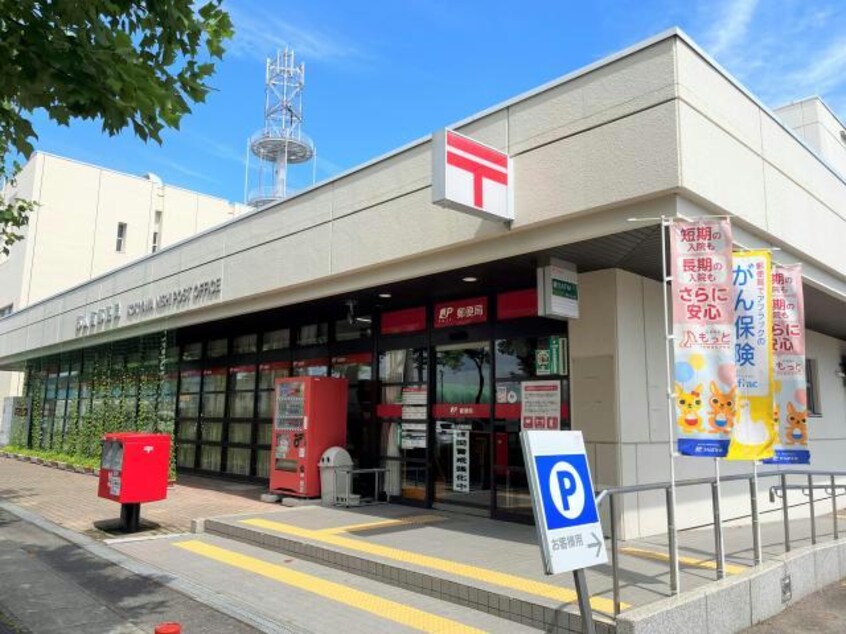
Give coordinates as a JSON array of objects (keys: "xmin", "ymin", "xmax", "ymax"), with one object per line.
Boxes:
[
  {"xmin": 573, "ymin": 569, "xmax": 597, "ymax": 634},
  {"xmin": 522, "ymin": 430, "xmax": 607, "ymax": 634},
  {"xmin": 660, "ymin": 216, "xmax": 681, "ymax": 595}
]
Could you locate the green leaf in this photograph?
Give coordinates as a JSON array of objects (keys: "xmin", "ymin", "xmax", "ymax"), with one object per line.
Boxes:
[{"xmin": 0, "ymin": 0, "xmax": 233, "ymax": 253}]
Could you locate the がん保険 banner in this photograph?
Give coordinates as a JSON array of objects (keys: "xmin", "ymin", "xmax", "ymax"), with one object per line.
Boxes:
[
  {"xmin": 670, "ymin": 218, "xmax": 736, "ymax": 457},
  {"xmin": 765, "ymin": 264, "xmax": 810, "ymax": 464},
  {"xmin": 727, "ymin": 251, "xmax": 776, "ymax": 461}
]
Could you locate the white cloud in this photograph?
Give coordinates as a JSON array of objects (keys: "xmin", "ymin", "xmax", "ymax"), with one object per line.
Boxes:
[
  {"xmin": 154, "ymin": 156, "xmax": 216, "ymax": 184},
  {"xmin": 188, "ymin": 132, "xmax": 245, "ymax": 165},
  {"xmin": 693, "ymin": 0, "xmax": 846, "ymax": 114},
  {"xmin": 703, "ymin": 0, "xmax": 759, "ymax": 59},
  {"xmin": 225, "ymin": 3, "xmax": 365, "ymax": 64},
  {"xmin": 790, "ymin": 39, "xmax": 846, "ymax": 95}
]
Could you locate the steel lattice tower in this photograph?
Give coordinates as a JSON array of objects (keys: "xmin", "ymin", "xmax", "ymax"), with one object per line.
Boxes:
[{"xmin": 245, "ymin": 48, "xmax": 315, "ymax": 207}]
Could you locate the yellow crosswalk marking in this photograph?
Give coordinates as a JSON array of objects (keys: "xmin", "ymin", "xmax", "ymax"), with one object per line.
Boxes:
[
  {"xmin": 175, "ymin": 540, "xmax": 486, "ymax": 634},
  {"xmin": 320, "ymin": 514, "xmax": 446, "ymax": 534},
  {"xmin": 619, "ymin": 546, "xmax": 747, "ymax": 575},
  {"xmin": 241, "ymin": 517, "xmax": 627, "ymax": 613}
]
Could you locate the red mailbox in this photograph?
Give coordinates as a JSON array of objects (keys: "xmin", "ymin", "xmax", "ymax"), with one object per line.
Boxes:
[{"xmin": 98, "ymin": 432, "xmax": 171, "ymax": 532}]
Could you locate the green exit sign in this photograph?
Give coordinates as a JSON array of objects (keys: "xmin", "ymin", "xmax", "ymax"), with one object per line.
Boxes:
[{"xmin": 552, "ymin": 279, "xmax": 578, "ymax": 300}]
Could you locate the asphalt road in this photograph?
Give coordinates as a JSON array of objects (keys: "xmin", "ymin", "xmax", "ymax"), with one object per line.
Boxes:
[
  {"xmin": 0, "ymin": 508, "xmax": 260, "ymax": 634},
  {"xmin": 746, "ymin": 580, "xmax": 846, "ymax": 633}
]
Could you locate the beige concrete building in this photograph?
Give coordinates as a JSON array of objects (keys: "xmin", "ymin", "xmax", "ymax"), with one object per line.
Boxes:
[
  {"xmin": 0, "ymin": 152, "xmax": 247, "ymax": 405},
  {"xmin": 0, "ymin": 30, "xmax": 844, "ymax": 538}
]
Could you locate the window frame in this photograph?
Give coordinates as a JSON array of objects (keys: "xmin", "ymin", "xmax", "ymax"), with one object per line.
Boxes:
[
  {"xmin": 806, "ymin": 358, "xmax": 822, "ymax": 417},
  {"xmin": 116, "ymin": 222, "xmax": 128, "ymax": 252}
]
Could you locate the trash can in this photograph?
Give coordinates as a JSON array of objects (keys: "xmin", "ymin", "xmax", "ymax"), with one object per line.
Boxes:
[{"xmin": 318, "ymin": 446, "xmax": 353, "ymax": 506}]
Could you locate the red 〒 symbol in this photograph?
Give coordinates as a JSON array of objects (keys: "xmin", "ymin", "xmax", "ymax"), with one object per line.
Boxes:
[{"xmin": 446, "ymin": 132, "xmax": 508, "ymax": 208}]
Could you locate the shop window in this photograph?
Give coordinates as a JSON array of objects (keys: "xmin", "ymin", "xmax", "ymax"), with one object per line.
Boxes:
[
  {"xmin": 178, "ymin": 394, "xmax": 200, "ymax": 418},
  {"xmin": 255, "ymin": 449, "xmax": 270, "ymax": 478},
  {"xmin": 262, "ymin": 329, "xmax": 290, "ymax": 351},
  {"xmin": 228, "ymin": 422, "xmax": 253, "ymax": 445},
  {"xmin": 379, "ymin": 348, "xmax": 428, "ymax": 408},
  {"xmin": 202, "ymin": 421, "xmax": 223, "ymax": 442},
  {"xmin": 335, "ymin": 316, "xmax": 372, "ymax": 342},
  {"xmin": 256, "ymin": 423, "xmax": 272, "ymax": 446},
  {"xmin": 176, "ymin": 444, "xmax": 195, "ymax": 468},
  {"xmin": 182, "ymin": 343, "xmax": 202, "ymax": 362},
  {"xmin": 379, "ymin": 348, "xmax": 428, "ymax": 384},
  {"xmin": 178, "ymin": 421, "xmax": 197, "ymax": 440},
  {"xmin": 496, "ymin": 335, "xmax": 567, "ymax": 379},
  {"xmin": 227, "ymin": 447, "xmax": 251, "ymax": 475},
  {"xmin": 179, "ymin": 370, "xmax": 201, "ymax": 393},
  {"xmin": 293, "ymin": 359, "xmax": 328, "ymax": 377},
  {"xmin": 200, "ymin": 446, "xmax": 221, "ymax": 471},
  {"xmin": 297, "ymin": 323, "xmax": 328, "ymax": 346},
  {"xmin": 202, "ymin": 368, "xmax": 226, "ymax": 418},
  {"xmin": 806, "ymin": 359, "xmax": 822, "ymax": 416},
  {"xmin": 332, "ymin": 355, "xmax": 373, "ymax": 382},
  {"xmin": 228, "ymin": 365, "xmax": 256, "ymax": 418},
  {"xmin": 257, "ymin": 362, "xmax": 291, "ymax": 418},
  {"xmin": 233, "ymin": 334, "xmax": 258, "ymax": 355},
  {"xmin": 207, "ymin": 338, "xmax": 228, "ymax": 359},
  {"xmin": 435, "ymin": 343, "xmax": 491, "ymax": 404}
]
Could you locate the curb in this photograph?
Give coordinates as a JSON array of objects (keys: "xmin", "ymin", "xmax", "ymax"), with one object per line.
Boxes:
[
  {"xmin": 0, "ymin": 500, "xmax": 307, "ymax": 634},
  {"xmin": 0, "ymin": 452, "xmax": 98, "ymax": 476}
]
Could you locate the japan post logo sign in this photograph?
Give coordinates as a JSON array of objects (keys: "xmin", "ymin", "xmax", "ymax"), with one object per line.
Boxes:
[
  {"xmin": 535, "ymin": 454, "xmax": 599, "ymax": 530},
  {"xmin": 432, "ymin": 129, "xmax": 513, "ymax": 222}
]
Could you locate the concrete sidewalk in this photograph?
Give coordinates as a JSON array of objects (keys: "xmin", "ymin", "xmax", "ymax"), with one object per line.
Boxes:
[
  {"xmin": 0, "ymin": 507, "xmax": 262, "ymax": 634},
  {"xmin": 0, "ymin": 456, "xmax": 270, "ymax": 538}
]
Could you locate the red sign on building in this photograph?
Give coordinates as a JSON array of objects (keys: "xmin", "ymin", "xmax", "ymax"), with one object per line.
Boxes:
[
  {"xmin": 433, "ymin": 297, "xmax": 488, "ymax": 328},
  {"xmin": 432, "ymin": 129, "xmax": 512, "ymax": 222},
  {"xmin": 381, "ymin": 306, "xmax": 427, "ymax": 335}
]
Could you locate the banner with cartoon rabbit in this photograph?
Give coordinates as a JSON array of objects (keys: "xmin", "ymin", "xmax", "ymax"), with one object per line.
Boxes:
[
  {"xmin": 726, "ymin": 251, "xmax": 776, "ymax": 461},
  {"xmin": 765, "ymin": 264, "xmax": 810, "ymax": 464},
  {"xmin": 670, "ymin": 218, "xmax": 736, "ymax": 457}
]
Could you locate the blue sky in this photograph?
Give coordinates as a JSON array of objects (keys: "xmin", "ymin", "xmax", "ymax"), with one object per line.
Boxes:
[{"xmin": 28, "ymin": 0, "xmax": 846, "ymax": 202}]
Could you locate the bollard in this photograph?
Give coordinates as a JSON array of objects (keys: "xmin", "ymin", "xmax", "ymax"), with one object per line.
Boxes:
[{"xmin": 155, "ymin": 623, "xmax": 181, "ymax": 634}]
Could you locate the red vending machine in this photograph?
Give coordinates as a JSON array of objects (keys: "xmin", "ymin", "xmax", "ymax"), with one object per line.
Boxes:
[{"xmin": 270, "ymin": 376, "xmax": 348, "ymax": 497}]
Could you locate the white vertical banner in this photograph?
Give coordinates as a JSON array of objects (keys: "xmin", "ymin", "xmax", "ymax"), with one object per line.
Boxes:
[
  {"xmin": 670, "ymin": 218, "xmax": 736, "ymax": 457},
  {"xmin": 765, "ymin": 264, "xmax": 809, "ymax": 464}
]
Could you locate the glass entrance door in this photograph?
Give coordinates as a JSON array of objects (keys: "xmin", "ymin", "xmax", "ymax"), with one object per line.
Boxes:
[{"xmin": 432, "ymin": 342, "xmax": 492, "ymax": 513}]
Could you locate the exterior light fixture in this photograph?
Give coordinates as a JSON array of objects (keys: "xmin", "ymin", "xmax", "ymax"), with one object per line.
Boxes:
[
  {"xmin": 462, "ymin": 276, "xmax": 478, "ymax": 282},
  {"xmin": 378, "ymin": 293, "xmax": 392, "ymax": 298}
]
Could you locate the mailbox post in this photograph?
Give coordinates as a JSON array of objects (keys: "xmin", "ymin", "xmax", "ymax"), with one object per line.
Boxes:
[{"xmin": 98, "ymin": 432, "xmax": 171, "ymax": 532}]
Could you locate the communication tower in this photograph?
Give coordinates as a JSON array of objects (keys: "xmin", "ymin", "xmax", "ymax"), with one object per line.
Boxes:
[{"xmin": 245, "ymin": 48, "xmax": 315, "ymax": 207}]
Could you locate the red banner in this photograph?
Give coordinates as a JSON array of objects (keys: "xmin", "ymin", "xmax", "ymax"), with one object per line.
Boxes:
[
  {"xmin": 381, "ymin": 307, "xmax": 426, "ymax": 334},
  {"xmin": 497, "ymin": 289, "xmax": 537, "ymax": 320}
]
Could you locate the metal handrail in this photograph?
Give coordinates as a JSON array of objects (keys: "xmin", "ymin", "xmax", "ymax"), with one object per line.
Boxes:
[{"xmin": 594, "ymin": 469, "xmax": 846, "ymax": 617}]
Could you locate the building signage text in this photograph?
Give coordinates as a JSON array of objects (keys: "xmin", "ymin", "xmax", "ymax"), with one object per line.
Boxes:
[
  {"xmin": 75, "ymin": 277, "xmax": 222, "ymax": 336},
  {"xmin": 433, "ymin": 296, "xmax": 488, "ymax": 328}
]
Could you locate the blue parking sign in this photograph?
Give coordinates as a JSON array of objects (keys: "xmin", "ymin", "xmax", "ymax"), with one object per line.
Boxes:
[
  {"xmin": 535, "ymin": 454, "xmax": 599, "ymax": 530},
  {"xmin": 522, "ymin": 430, "xmax": 607, "ymax": 575}
]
